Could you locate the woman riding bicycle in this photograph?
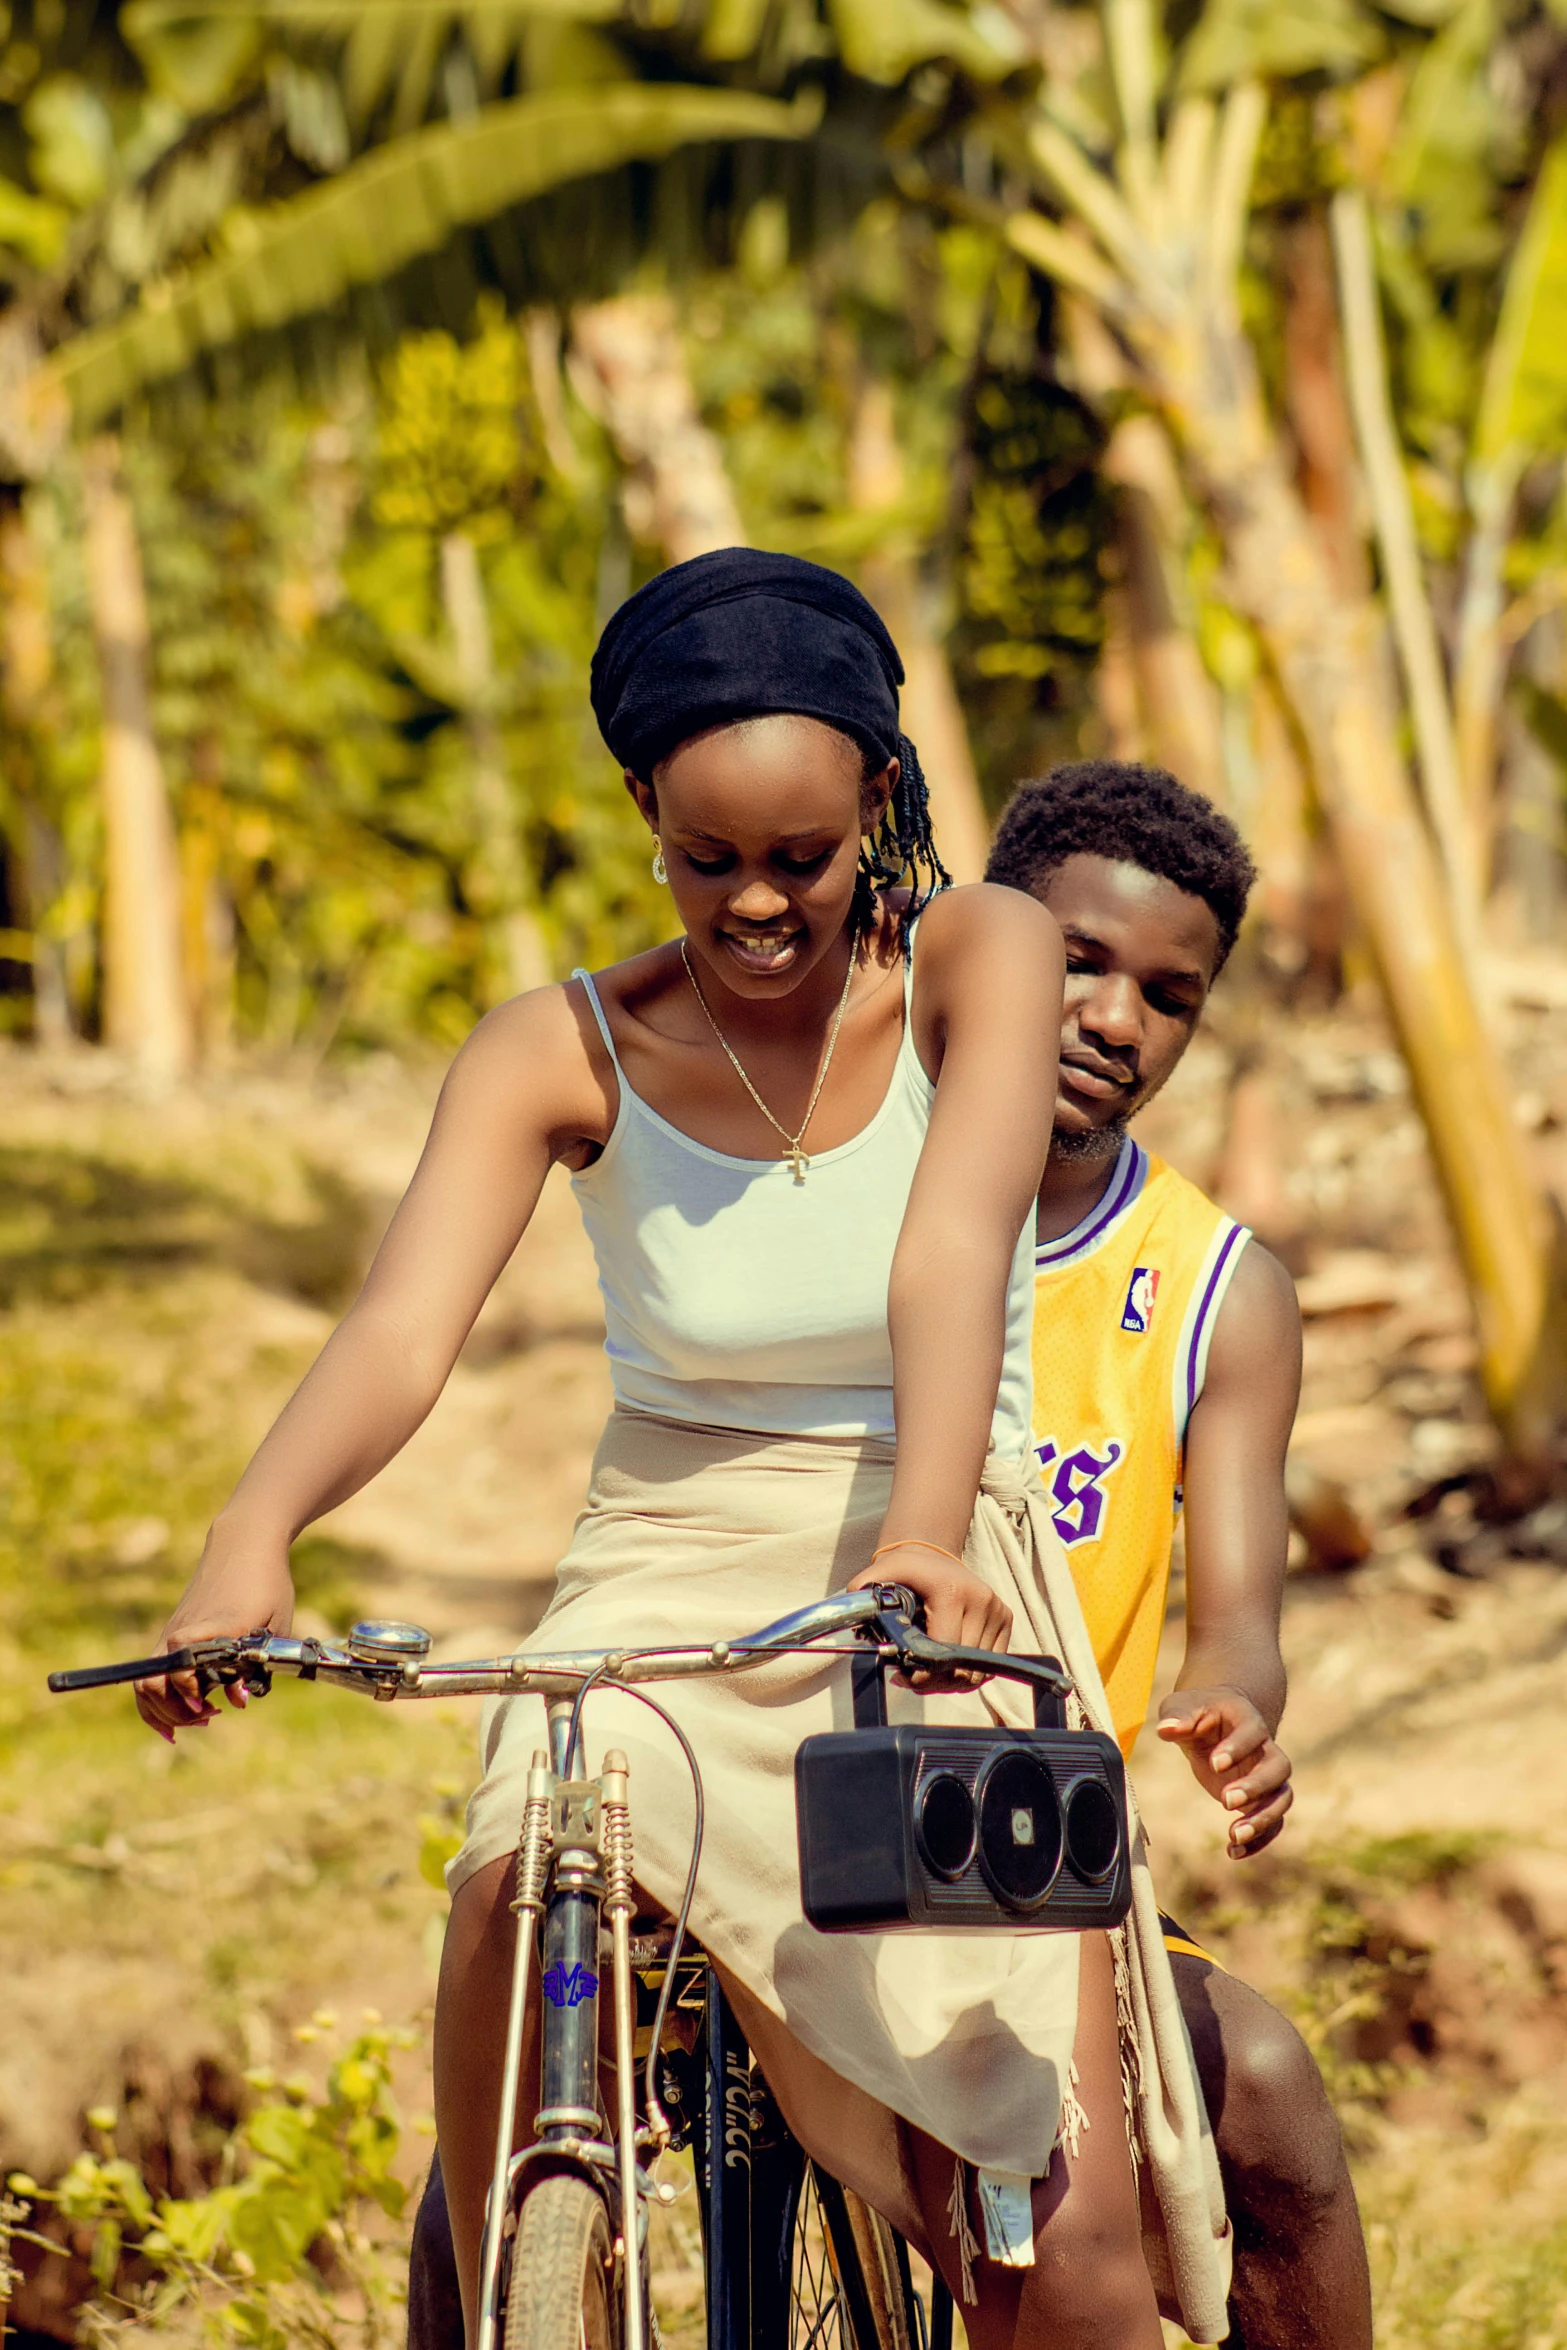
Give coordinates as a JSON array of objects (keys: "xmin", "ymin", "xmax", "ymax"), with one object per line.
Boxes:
[{"xmin": 138, "ymin": 551, "xmax": 1229, "ymax": 2349}]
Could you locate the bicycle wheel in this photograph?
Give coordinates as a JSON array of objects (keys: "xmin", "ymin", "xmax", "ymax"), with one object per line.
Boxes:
[
  {"xmin": 788, "ymin": 2163, "xmax": 919, "ymax": 2350},
  {"xmin": 504, "ymin": 2173, "xmax": 620, "ymax": 2350}
]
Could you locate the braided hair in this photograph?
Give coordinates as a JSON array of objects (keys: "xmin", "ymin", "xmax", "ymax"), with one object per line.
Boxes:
[{"xmin": 851, "ymin": 729, "xmax": 951, "ymax": 942}]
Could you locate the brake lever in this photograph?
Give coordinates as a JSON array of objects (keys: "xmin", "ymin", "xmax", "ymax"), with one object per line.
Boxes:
[
  {"xmin": 868, "ymin": 1610, "xmax": 1072, "ymax": 1700},
  {"xmin": 48, "ymin": 1632, "xmax": 274, "ymax": 1699}
]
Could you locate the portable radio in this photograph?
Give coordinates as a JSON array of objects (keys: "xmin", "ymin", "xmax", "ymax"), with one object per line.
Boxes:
[{"xmin": 794, "ymin": 1635, "xmax": 1132, "ymax": 1933}]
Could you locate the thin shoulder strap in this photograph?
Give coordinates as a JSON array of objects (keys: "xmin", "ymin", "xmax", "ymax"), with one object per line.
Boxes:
[
  {"xmin": 570, "ymin": 967, "xmax": 623, "ymax": 1073},
  {"xmin": 896, "ymin": 913, "xmax": 935, "ymax": 1087}
]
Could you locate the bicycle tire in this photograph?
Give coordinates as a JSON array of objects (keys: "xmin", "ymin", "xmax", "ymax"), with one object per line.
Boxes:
[
  {"xmin": 504, "ymin": 2174, "xmax": 620, "ymax": 2350},
  {"xmin": 788, "ymin": 2164, "xmax": 919, "ymax": 2350}
]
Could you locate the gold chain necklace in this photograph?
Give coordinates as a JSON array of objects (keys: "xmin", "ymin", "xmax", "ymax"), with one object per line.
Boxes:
[{"xmin": 680, "ymin": 937, "xmax": 856, "ymax": 1184}]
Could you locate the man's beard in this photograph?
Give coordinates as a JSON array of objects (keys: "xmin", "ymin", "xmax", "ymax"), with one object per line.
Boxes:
[{"xmin": 1049, "ymin": 1114, "xmax": 1130, "ymax": 1165}]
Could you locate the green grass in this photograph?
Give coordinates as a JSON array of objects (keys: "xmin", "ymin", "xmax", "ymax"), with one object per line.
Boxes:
[
  {"xmin": 0, "ymin": 1139, "xmax": 370, "ymax": 1314},
  {"xmin": 0, "ymin": 1112, "xmax": 387, "ymax": 1650},
  {"xmin": 1377, "ymin": 2219, "xmax": 1567, "ymax": 2349}
]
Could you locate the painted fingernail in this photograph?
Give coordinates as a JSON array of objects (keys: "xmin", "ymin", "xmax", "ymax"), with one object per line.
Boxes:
[
  {"xmin": 1212, "ymin": 1750, "xmax": 1231, "ymax": 1770},
  {"xmin": 1235, "ymin": 1823, "xmax": 1254, "ymax": 1840}
]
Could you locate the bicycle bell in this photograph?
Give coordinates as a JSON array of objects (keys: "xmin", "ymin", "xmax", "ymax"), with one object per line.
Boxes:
[{"xmin": 347, "ymin": 1620, "xmax": 432, "ymax": 1667}]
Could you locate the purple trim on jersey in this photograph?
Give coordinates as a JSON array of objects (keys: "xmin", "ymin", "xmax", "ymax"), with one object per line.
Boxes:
[
  {"xmin": 1035, "ymin": 1139, "xmax": 1145, "ymax": 1268},
  {"xmin": 1184, "ymin": 1220, "xmax": 1246, "ymax": 1420}
]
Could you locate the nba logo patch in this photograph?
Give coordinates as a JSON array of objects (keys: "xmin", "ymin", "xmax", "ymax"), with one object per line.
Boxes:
[{"xmin": 1120, "ymin": 1267, "xmax": 1160, "ymax": 1334}]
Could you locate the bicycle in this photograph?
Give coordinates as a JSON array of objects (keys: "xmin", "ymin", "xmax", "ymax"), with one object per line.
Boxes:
[{"xmin": 52, "ymin": 1583, "xmax": 1102, "ymax": 2350}]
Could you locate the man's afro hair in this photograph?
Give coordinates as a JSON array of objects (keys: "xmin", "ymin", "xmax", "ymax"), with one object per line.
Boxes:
[{"xmin": 986, "ymin": 759, "xmax": 1256, "ymax": 971}]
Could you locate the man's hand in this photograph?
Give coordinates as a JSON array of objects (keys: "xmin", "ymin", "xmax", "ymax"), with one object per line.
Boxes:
[
  {"xmin": 1156, "ymin": 1687, "xmax": 1293, "ymax": 1859},
  {"xmin": 848, "ymin": 1540, "xmax": 1012, "ymax": 1689}
]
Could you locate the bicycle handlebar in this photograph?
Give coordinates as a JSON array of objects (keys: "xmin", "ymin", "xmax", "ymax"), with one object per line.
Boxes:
[{"xmin": 48, "ymin": 1584, "xmax": 1073, "ymax": 1708}]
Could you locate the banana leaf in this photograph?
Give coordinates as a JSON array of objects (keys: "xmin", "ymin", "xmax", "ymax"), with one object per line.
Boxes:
[
  {"xmin": 1473, "ymin": 133, "xmax": 1567, "ymax": 466},
  {"xmin": 824, "ymin": 0, "xmax": 1023, "ymax": 86},
  {"xmin": 1177, "ymin": 0, "xmax": 1383, "ymax": 93},
  {"xmin": 1384, "ymin": 0, "xmax": 1506, "ymax": 270},
  {"xmin": 48, "ymin": 82, "xmax": 822, "ymax": 429},
  {"xmin": 123, "ymin": 3, "xmax": 650, "ymax": 124}
]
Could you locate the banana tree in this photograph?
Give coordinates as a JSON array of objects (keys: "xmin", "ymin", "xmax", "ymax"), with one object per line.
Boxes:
[{"xmin": 983, "ymin": 5, "xmax": 1563, "ymax": 1463}]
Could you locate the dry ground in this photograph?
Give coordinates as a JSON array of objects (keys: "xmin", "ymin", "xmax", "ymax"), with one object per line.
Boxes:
[{"xmin": 4, "ymin": 955, "xmax": 1567, "ymax": 2345}]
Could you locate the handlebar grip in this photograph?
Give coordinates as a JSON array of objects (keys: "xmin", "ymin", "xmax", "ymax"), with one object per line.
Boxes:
[{"xmin": 48, "ymin": 1648, "xmax": 196, "ymax": 1694}]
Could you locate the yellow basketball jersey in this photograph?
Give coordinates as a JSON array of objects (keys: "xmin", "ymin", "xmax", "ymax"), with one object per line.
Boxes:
[{"xmin": 1031, "ymin": 1140, "xmax": 1249, "ymax": 1759}]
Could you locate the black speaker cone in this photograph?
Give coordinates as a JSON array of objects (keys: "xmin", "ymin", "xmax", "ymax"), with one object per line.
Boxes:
[
  {"xmin": 1064, "ymin": 1777, "xmax": 1121, "ymax": 1882},
  {"xmin": 915, "ymin": 1772, "xmax": 976, "ymax": 1879},
  {"xmin": 975, "ymin": 1750, "xmax": 1062, "ymax": 1909}
]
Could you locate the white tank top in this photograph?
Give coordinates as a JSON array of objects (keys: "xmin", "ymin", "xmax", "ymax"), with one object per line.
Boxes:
[{"xmin": 569, "ymin": 939, "xmax": 1034, "ymax": 1453}]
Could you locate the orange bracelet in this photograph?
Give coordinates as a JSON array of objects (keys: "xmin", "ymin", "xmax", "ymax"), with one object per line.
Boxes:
[{"xmin": 870, "ymin": 1540, "xmax": 965, "ymax": 1568}]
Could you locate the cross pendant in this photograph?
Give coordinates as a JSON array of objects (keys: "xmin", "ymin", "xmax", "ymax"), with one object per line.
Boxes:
[{"xmin": 789, "ymin": 1145, "xmax": 808, "ymax": 1184}]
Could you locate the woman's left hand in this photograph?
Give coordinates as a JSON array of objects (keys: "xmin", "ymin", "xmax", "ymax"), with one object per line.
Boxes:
[{"xmin": 849, "ymin": 1539, "xmax": 1011, "ymax": 1688}]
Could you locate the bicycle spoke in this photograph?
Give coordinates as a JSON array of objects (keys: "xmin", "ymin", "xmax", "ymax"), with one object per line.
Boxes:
[
  {"xmin": 796, "ymin": 2298, "xmax": 845, "ymax": 2350},
  {"xmin": 791, "ymin": 2167, "xmax": 850, "ymax": 2350}
]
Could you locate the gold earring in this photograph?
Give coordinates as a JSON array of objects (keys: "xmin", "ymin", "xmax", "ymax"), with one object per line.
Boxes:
[{"xmin": 651, "ymin": 837, "xmax": 668, "ymax": 885}]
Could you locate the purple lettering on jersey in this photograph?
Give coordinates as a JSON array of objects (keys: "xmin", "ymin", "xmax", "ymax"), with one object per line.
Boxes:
[{"xmin": 1034, "ymin": 1439, "xmax": 1126, "ymax": 1546}]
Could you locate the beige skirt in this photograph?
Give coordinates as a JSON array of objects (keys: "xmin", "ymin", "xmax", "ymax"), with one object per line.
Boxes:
[{"xmin": 451, "ymin": 1410, "xmax": 1231, "ymax": 2342}]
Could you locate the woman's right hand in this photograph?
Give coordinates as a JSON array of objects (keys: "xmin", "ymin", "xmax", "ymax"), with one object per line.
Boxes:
[
  {"xmin": 849, "ymin": 1538, "xmax": 1012, "ymax": 1688},
  {"xmin": 134, "ymin": 1540, "xmax": 295, "ymax": 1740}
]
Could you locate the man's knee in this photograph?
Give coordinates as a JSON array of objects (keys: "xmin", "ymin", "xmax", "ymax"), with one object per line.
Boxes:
[{"xmin": 1177, "ymin": 1963, "xmax": 1348, "ymax": 2210}]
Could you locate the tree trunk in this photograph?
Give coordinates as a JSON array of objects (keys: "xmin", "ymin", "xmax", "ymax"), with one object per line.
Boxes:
[
  {"xmin": 182, "ymin": 765, "xmax": 236, "ymax": 1065},
  {"xmin": 80, "ymin": 435, "xmax": 192, "ymax": 1079},
  {"xmin": 1064, "ymin": 300, "xmax": 1227, "ymax": 803},
  {"xmin": 1280, "ymin": 212, "xmax": 1370, "ymax": 600},
  {"xmin": 1499, "ymin": 610, "xmax": 1567, "ymax": 941},
  {"xmin": 1452, "ymin": 453, "xmax": 1522, "ymax": 886},
  {"xmin": 1331, "ymin": 191, "xmax": 1483, "ymax": 962},
  {"xmin": 847, "ymin": 381, "xmax": 992, "ymax": 883},
  {"xmin": 1245, "ymin": 673, "xmax": 1344, "ymax": 1002},
  {"xmin": 569, "ymin": 296, "xmax": 744, "ymax": 563},
  {"xmin": 439, "ymin": 529, "xmax": 551, "ymax": 1002},
  {"xmin": 0, "ymin": 492, "xmax": 71, "ymax": 1044},
  {"xmin": 1093, "ymin": 587, "xmax": 1145, "ymax": 759},
  {"xmin": 1146, "ymin": 307, "xmax": 1558, "ymax": 1459}
]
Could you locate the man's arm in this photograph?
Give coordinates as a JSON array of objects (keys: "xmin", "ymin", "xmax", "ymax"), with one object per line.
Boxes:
[{"xmin": 1156, "ymin": 1240, "xmax": 1301, "ymax": 1857}]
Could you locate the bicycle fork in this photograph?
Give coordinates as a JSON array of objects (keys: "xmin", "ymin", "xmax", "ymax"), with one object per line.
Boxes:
[
  {"xmin": 475, "ymin": 1722, "xmax": 647, "ymax": 2350},
  {"xmin": 476, "ymin": 1748, "xmax": 551, "ymax": 2350}
]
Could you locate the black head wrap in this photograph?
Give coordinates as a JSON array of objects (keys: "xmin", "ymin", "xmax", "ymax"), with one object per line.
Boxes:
[{"xmin": 590, "ymin": 547, "xmax": 950, "ymax": 934}]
